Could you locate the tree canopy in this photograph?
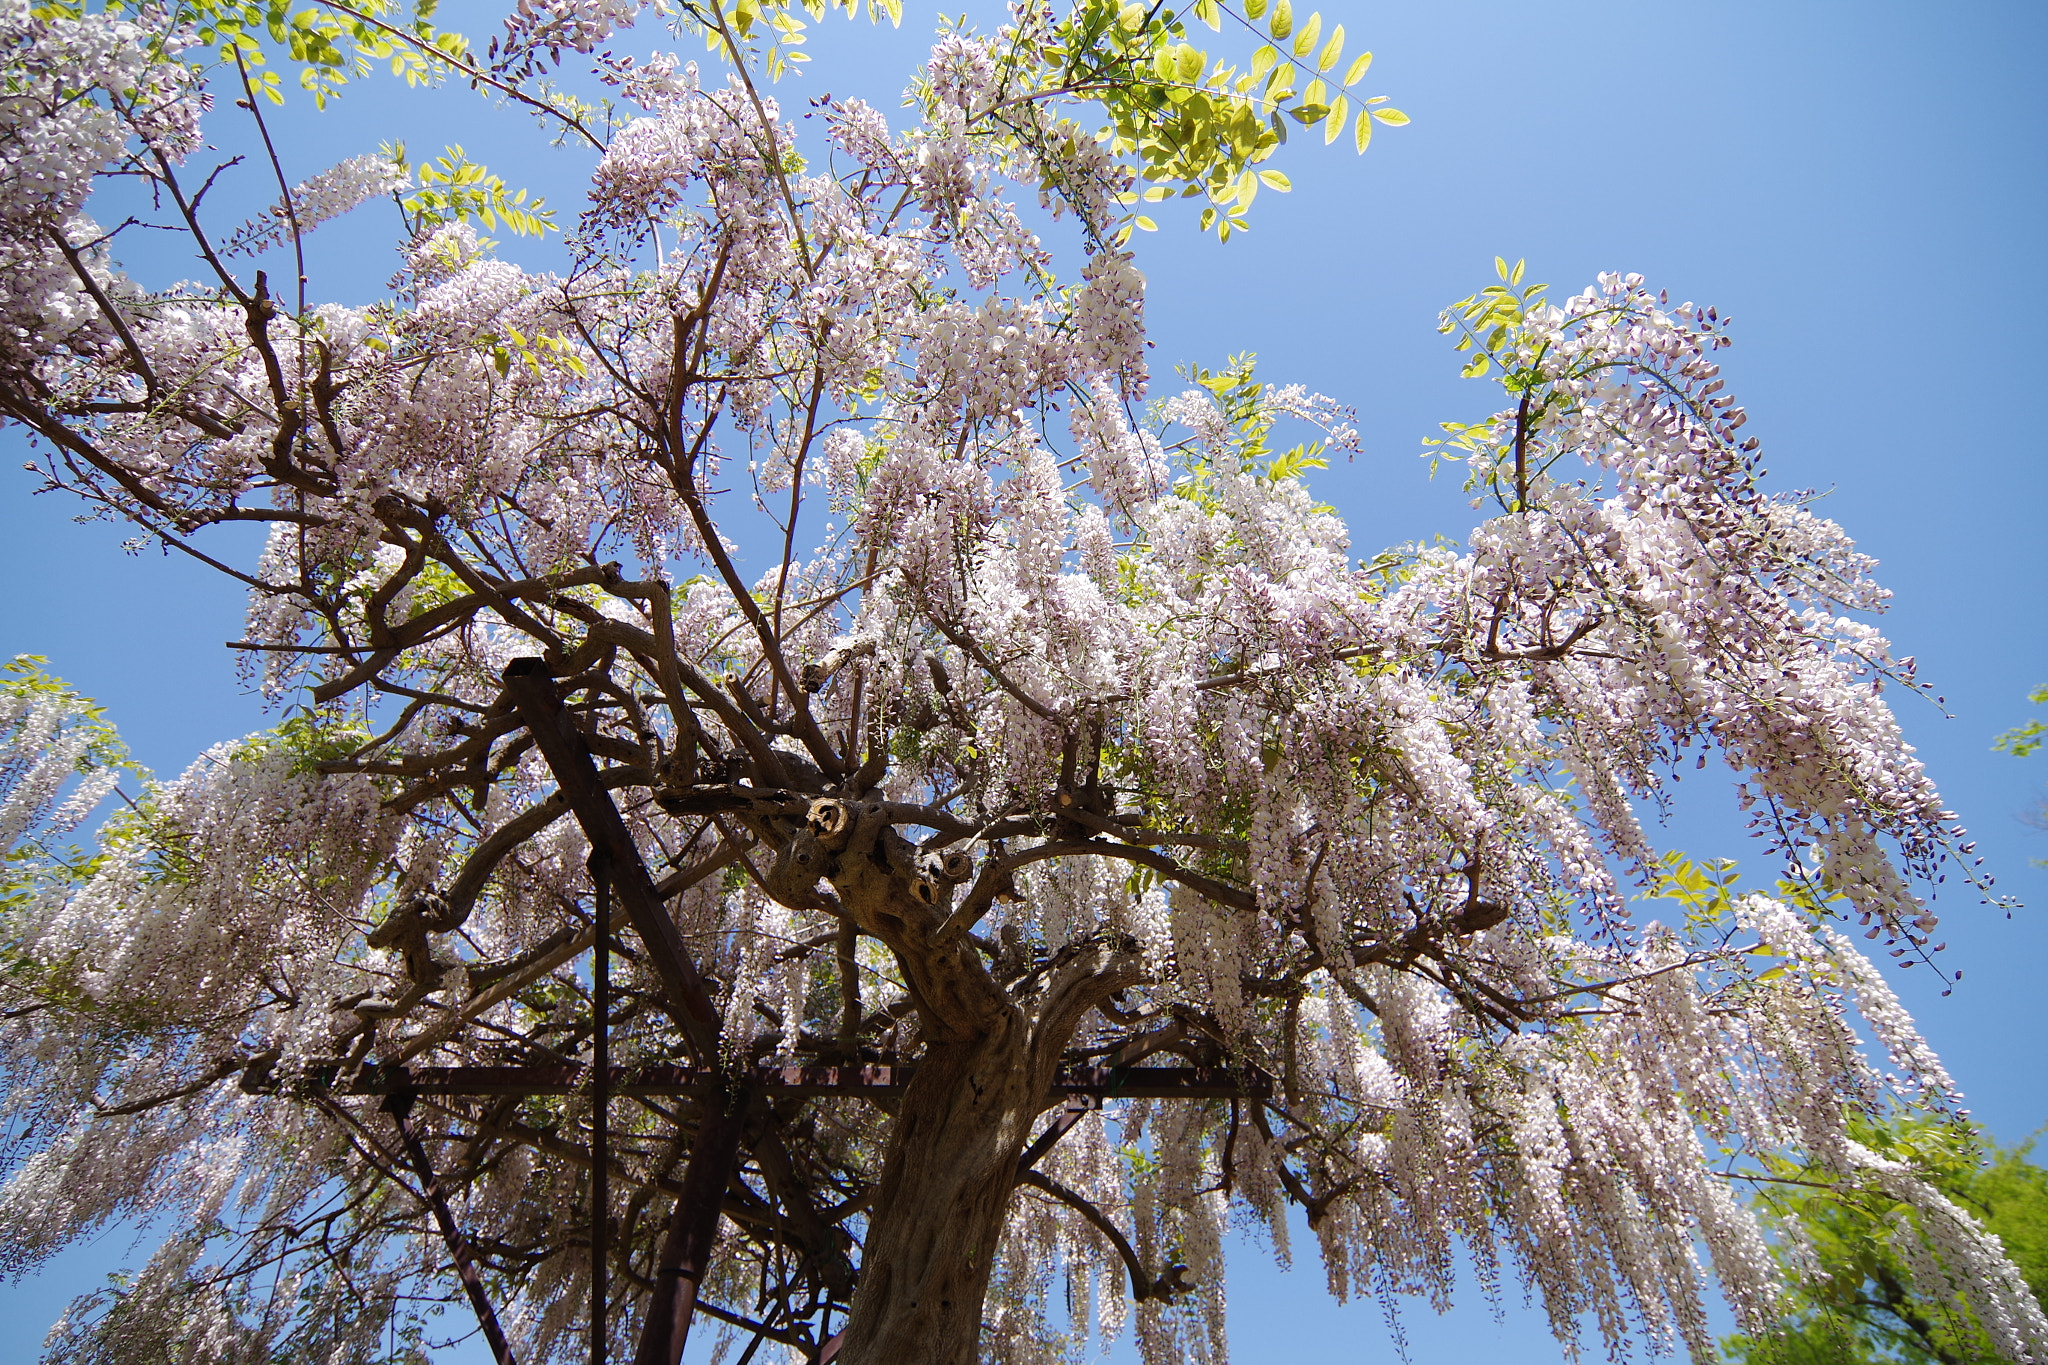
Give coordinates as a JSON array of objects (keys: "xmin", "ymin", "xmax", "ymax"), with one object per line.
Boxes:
[
  {"xmin": 1724, "ymin": 1118, "xmax": 2048, "ymax": 1365},
  {"xmin": 1, "ymin": 0, "xmax": 2043, "ymax": 1362}
]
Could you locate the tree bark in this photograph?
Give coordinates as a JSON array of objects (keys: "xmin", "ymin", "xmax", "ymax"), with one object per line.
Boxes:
[
  {"xmin": 834, "ymin": 1021, "xmax": 1042, "ymax": 1365},
  {"xmin": 751, "ymin": 794, "xmax": 1147, "ymax": 1363},
  {"xmin": 833, "ymin": 942, "xmax": 1143, "ymax": 1365}
]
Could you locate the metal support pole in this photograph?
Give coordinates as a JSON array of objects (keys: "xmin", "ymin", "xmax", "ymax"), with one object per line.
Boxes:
[
  {"xmin": 632, "ymin": 1095, "xmax": 745, "ymax": 1365},
  {"xmin": 592, "ymin": 855, "xmax": 611, "ymax": 1365}
]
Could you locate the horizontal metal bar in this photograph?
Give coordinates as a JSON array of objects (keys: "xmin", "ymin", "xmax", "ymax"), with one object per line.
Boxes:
[{"xmin": 310, "ymin": 1062, "xmax": 1269, "ymax": 1101}]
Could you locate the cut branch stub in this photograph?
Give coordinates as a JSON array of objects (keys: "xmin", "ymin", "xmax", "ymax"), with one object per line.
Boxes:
[
  {"xmin": 808, "ymin": 798, "xmax": 854, "ymax": 850},
  {"xmin": 928, "ymin": 850, "xmax": 974, "ymax": 884}
]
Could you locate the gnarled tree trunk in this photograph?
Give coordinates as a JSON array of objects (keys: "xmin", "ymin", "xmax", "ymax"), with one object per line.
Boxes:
[
  {"xmin": 754, "ymin": 798, "xmax": 1145, "ymax": 1362},
  {"xmin": 832, "ymin": 941, "xmax": 1141, "ymax": 1362},
  {"xmin": 836, "ymin": 1025, "xmax": 1040, "ymax": 1365}
]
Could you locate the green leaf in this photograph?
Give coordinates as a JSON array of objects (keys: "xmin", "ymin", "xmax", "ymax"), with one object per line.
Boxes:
[
  {"xmin": 1291, "ymin": 11, "xmax": 1319, "ymax": 59},
  {"xmin": 1256, "ymin": 168, "xmax": 1290, "ymax": 189},
  {"xmin": 1343, "ymin": 50, "xmax": 1371, "ymax": 86},
  {"xmin": 1995, "ymin": 718, "xmax": 2046, "ymax": 757},
  {"xmin": 1371, "ymin": 106, "xmax": 1410, "ymax": 125},
  {"xmin": 1317, "ymin": 24, "xmax": 1342, "ymax": 72},
  {"xmin": 1995, "ymin": 684, "xmax": 2048, "ymax": 756},
  {"xmin": 1245, "ymin": 0, "xmax": 1267, "ymax": 17},
  {"xmin": 1250, "ymin": 43, "xmax": 1278, "ymax": 81},
  {"xmin": 1323, "ymin": 92, "xmax": 1347, "ymax": 143},
  {"xmin": 1353, "ymin": 104, "xmax": 1372, "ymax": 151},
  {"xmin": 1268, "ymin": 0, "xmax": 1291, "ymax": 41}
]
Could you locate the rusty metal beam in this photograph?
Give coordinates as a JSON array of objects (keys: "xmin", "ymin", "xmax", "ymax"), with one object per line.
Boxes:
[
  {"xmin": 332, "ymin": 1061, "xmax": 1269, "ymax": 1101},
  {"xmin": 502, "ymin": 658, "xmax": 722, "ymax": 1061}
]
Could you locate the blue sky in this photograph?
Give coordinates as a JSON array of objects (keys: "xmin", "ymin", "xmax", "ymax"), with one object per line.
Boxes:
[{"xmin": 3, "ymin": 0, "xmax": 2045, "ymax": 1359}]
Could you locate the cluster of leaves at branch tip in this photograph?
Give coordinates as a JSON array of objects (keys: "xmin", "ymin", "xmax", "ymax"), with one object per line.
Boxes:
[
  {"xmin": 1025, "ymin": 0, "xmax": 1409, "ymax": 240},
  {"xmin": 383, "ymin": 142, "xmax": 556, "ymax": 239},
  {"xmin": 1165, "ymin": 354, "xmax": 1331, "ymax": 511},
  {"xmin": 1994, "ymin": 685, "xmax": 2048, "ymax": 758},
  {"xmin": 33, "ymin": 0, "xmax": 468, "ymax": 105}
]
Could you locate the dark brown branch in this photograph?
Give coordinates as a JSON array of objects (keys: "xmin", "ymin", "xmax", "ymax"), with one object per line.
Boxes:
[
  {"xmin": 331, "ymin": 1061, "xmax": 1268, "ymax": 1101},
  {"xmin": 91, "ymin": 1057, "xmax": 239, "ymax": 1116},
  {"xmin": 310, "ymin": 565, "xmax": 613, "ymax": 704},
  {"xmin": 1017, "ymin": 1170, "xmax": 1190, "ymax": 1303},
  {"xmin": 386, "ymin": 1096, "xmax": 518, "ymax": 1364}
]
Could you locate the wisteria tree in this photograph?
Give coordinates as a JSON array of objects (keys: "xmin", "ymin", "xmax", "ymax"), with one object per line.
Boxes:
[{"xmin": 2, "ymin": 0, "xmax": 2044, "ymax": 1361}]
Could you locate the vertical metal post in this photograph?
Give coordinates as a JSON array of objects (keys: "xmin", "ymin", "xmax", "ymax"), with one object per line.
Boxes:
[
  {"xmin": 632, "ymin": 1095, "xmax": 745, "ymax": 1365},
  {"xmin": 591, "ymin": 855, "xmax": 611, "ymax": 1365}
]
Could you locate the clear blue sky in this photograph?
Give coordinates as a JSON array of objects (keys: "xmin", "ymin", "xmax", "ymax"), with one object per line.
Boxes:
[{"xmin": 3, "ymin": 0, "xmax": 2044, "ymax": 1360}]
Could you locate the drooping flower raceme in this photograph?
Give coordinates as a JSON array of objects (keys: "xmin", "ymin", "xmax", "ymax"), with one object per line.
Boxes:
[{"xmin": 223, "ymin": 152, "xmax": 411, "ymax": 257}]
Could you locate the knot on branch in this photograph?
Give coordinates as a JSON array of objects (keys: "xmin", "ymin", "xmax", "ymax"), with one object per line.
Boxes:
[
  {"xmin": 655, "ymin": 741, "xmax": 698, "ymax": 792},
  {"xmin": 767, "ymin": 830, "xmax": 833, "ymax": 910},
  {"xmin": 900, "ymin": 841, "xmax": 973, "ymax": 911},
  {"xmin": 1451, "ymin": 898, "xmax": 1511, "ymax": 934},
  {"xmin": 367, "ymin": 892, "xmax": 461, "ymax": 947},
  {"xmin": 366, "ymin": 892, "xmax": 465, "ymax": 985},
  {"xmin": 239, "ymin": 1047, "xmax": 283, "ymax": 1095}
]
